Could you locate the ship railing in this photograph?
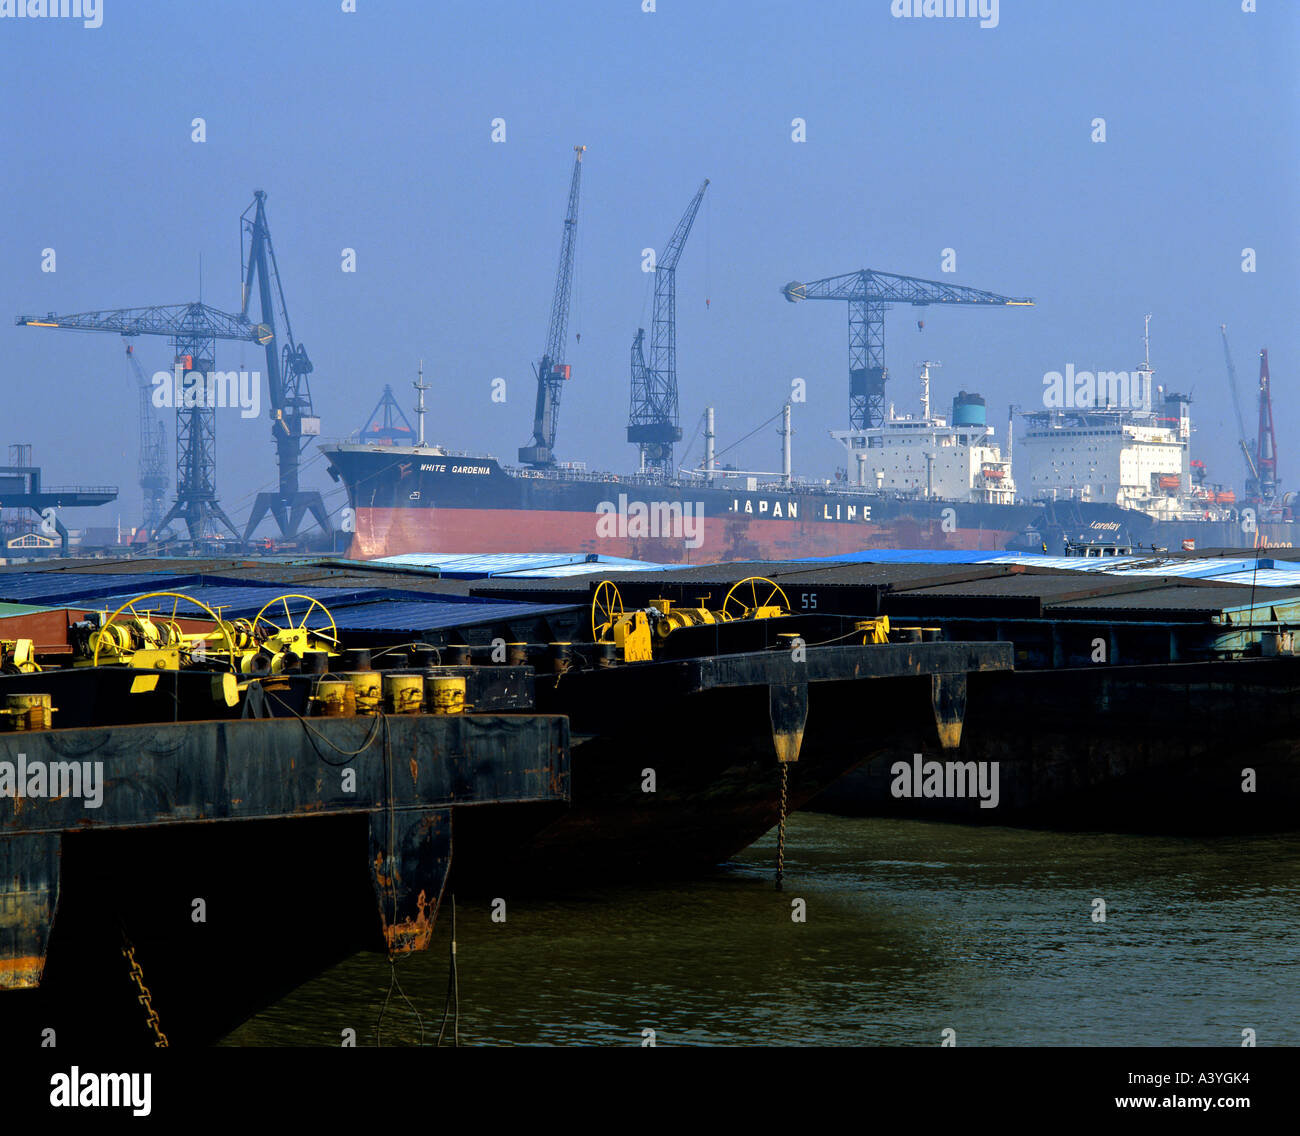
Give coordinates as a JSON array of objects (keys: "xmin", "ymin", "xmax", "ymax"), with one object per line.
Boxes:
[{"xmin": 329, "ymin": 437, "xmax": 498, "ymax": 462}]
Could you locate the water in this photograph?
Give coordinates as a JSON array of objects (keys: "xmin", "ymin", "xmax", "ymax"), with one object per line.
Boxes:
[{"xmin": 221, "ymin": 814, "xmax": 1300, "ymax": 1047}]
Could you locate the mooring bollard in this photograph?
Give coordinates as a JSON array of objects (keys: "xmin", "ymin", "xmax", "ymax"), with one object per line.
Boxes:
[
  {"xmin": 426, "ymin": 675, "xmax": 467, "ymax": 715},
  {"xmin": 383, "ymin": 673, "xmax": 425, "ymax": 714},
  {"xmin": 312, "ymin": 680, "xmax": 356, "ymax": 717}
]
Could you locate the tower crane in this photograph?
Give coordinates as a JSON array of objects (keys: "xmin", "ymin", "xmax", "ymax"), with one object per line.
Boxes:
[
  {"xmin": 19, "ymin": 302, "xmax": 270, "ymax": 541},
  {"xmin": 239, "ymin": 190, "xmax": 330, "ymax": 541},
  {"xmin": 627, "ymin": 179, "xmax": 709, "ymax": 476},
  {"xmin": 781, "ymin": 269, "xmax": 1033, "ymax": 428},
  {"xmin": 519, "ymin": 146, "xmax": 586, "ymax": 468},
  {"xmin": 123, "ymin": 342, "xmax": 169, "ymax": 539}
]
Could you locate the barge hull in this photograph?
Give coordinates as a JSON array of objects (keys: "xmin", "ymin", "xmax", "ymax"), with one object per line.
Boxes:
[
  {"xmin": 1, "ymin": 712, "xmax": 569, "ymax": 1044},
  {"xmin": 451, "ymin": 642, "xmax": 1012, "ymax": 889},
  {"xmin": 812, "ymin": 658, "xmax": 1300, "ymax": 831}
]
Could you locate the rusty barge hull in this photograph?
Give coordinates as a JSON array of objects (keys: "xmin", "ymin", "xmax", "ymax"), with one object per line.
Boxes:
[{"xmin": 1, "ymin": 712, "xmax": 568, "ymax": 1045}]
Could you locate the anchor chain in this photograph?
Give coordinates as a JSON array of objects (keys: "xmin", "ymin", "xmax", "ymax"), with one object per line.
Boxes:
[
  {"xmin": 121, "ymin": 931, "xmax": 169, "ymax": 1048},
  {"xmin": 775, "ymin": 762, "xmax": 789, "ymax": 891}
]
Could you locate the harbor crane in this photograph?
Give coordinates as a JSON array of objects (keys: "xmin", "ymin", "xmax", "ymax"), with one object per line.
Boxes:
[
  {"xmin": 123, "ymin": 342, "xmax": 169, "ymax": 540},
  {"xmin": 519, "ymin": 146, "xmax": 586, "ymax": 468},
  {"xmin": 1219, "ymin": 324, "xmax": 1276, "ymax": 504},
  {"xmin": 1255, "ymin": 347, "xmax": 1279, "ymax": 504},
  {"xmin": 19, "ymin": 302, "xmax": 270, "ymax": 541},
  {"xmin": 781, "ymin": 269, "xmax": 1033, "ymax": 428},
  {"xmin": 1216, "ymin": 321, "xmax": 1258, "ymax": 493},
  {"xmin": 238, "ymin": 190, "xmax": 330, "ymax": 541},
  {"xmin": 628, "ymin": 178, "xmax": 709, "ymax": 476}
]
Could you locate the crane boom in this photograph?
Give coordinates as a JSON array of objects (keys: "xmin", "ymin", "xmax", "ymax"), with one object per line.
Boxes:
[
  {"xmin": 520, "ymin": 146, "xmax": 586, "ymax": 468},
  {"xmin": 658, "ymin": 179, "xmax": 709, "ymax": 272},
  {"xmin": 627, "ymin": 178, "xmax": 709, "ymax": 476},
  {"xmin": 1219, "ymin": 324, "xmax": 1258, "ymax": 487},
  {"xmin": 781, "ymin": 268, "xmax": 1033, "ymax": 428},
  {"xmin": 20, "ymin": 303, "xmax": 267, "ymax": 343}
]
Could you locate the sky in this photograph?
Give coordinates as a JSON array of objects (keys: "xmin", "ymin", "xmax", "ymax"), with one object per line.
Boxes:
[{"xmin": 1, "ymin": 0, "xmax": 1297, "ymax": 536}]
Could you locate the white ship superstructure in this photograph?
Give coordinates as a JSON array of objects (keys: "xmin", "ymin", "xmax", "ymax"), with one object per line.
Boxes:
[
  {"xmin": 831, "ymin": 363, "xmax": 1016, "ymax": 505},
  {"xmin": 1020, "ymin": 319, "xmax": 1231, "ymax": 523}
]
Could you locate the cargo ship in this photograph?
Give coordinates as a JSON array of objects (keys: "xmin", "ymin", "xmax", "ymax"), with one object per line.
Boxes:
[
  {"xmin": 324, "ymin": 331, "xmax": 1295, "ymax": 561},
  {"xmin": 322, "ymin": 386, "xmax": 1186, "ymax": 562}
]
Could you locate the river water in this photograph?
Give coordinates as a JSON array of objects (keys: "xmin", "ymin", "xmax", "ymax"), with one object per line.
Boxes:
[{"xmin": 221, "ymin": 814, "xmax": 1300, "ymax": 1047}]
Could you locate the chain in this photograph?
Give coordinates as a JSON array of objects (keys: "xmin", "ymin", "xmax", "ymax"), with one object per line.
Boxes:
[
  {"xmin": 776, "ymin": 762, "xmax": 789, "ymax": 891},
  {"xmin": 121, "ymin": 933, "xmax": 169, "ymax": 1048}
]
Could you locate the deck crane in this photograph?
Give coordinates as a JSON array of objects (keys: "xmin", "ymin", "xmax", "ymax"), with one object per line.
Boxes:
[
  {"xmin": 519, "ymin": 146, "xmax": 586, "ymax": 468},
  {"xmin": 627, "ymin": 178, "xmax": 709, "ymax": 476},
  {"xmin": 1219, "ymin": 324, "xmax": 1260, "ymax": 497},
  {"xmin": 239, "ymin": 190, "xmax": 330, "ymax": 541},
  {"xmin": 781, "ymin": 269, "xmax": 1034, "ymax": 428},
  {"xmin": 123, "ymin": 342, "xmax": 169, "ymax": 539},
  {"xmin": 18, "ymin": 302, "xmax": 270, "ymax": 541}
]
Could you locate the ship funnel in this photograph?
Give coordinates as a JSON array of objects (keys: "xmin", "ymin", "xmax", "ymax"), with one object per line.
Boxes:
[{"xmin": 952, "ymin": 391, "xmax": 986, "ymax": 427}]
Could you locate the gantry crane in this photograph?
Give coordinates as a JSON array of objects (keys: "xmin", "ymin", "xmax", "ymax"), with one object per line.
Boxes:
[
  {"xmin": 520, "ymin": 146, "xmax": 586, "ymax": 468},
  {"xmin": 239, "ymin": 190, "xmax": 330, "ymax": 541},
  {"xmin": 123, "ymin": 342, "xmax": 169, "ymax": 539},
  {"xmin": 781, "ymin": 269, "xmax": 1033, "ymax": 428},
  {"xmin": 19, "ymin": 302, "xmax": 270, "ymax": 541},
  {"xmin": 627, "ymin": 179, "xmax": 709, "ymax": 476}
]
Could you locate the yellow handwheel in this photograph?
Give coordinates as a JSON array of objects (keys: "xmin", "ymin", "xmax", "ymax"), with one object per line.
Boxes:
[
  {"xmin": 252, "ymin": 594, "xmax": 339, "ymax": 649},
  {"xmin": 591, "ymin": 580, "xmax": 624, "ymax": 642},
  {"xmin": 92, "ymin": 591, "xmax": 238, "ymax": 669},
  {"xmin": 721, "ymin": 576, "xmax": 790, "ymax": 620}
]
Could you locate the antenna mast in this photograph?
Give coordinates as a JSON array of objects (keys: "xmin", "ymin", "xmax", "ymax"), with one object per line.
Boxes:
[{"xmin": 414, "ymin": 359, "xmax": 429, "ymax": 446}]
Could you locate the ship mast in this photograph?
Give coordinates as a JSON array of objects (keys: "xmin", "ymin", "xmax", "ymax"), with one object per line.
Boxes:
[
  {"xmin": 918, "ymin": 360, "xmax": 941, "ymax": 420},
  {"xmin": 1133, "ymin": 314, "xmax": 1153, "ymax": 413},
  {"xmin": 414, "ymin": 360, "xmax": 429, "ymax": 446}
]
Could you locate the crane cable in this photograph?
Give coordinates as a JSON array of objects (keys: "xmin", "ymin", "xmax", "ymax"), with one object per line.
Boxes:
[
  {"xmin": 712, "ymin": 406, "xmax": 786, "ymax": 463},
  {"xmin": 677, "ymin": 409, "xmax": 709, "ymax": 471},
  {"xmin": 704, "ymin": 190, "xmax": 711, "ymax": 310}
]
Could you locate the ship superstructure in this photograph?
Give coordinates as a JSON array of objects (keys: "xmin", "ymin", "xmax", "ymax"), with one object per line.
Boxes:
[
  {"xmin": 831, "ymin": 364, "xmax": 1016, "ymax": 506},
  {"xmin": 1020, "ymin": 320, "xmax": 1233, "ymax": 525}
]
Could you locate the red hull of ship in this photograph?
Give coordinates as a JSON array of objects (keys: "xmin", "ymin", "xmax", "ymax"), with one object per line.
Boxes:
[{"xmin": 346, "ymin": 506, "xmax": 1018, "ymax": 563}]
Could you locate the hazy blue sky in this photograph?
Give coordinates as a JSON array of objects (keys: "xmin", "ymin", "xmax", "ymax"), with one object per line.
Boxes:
[{"xmin": 2, "ymin": 0, "xmax": 1297, "ymax": 535}]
